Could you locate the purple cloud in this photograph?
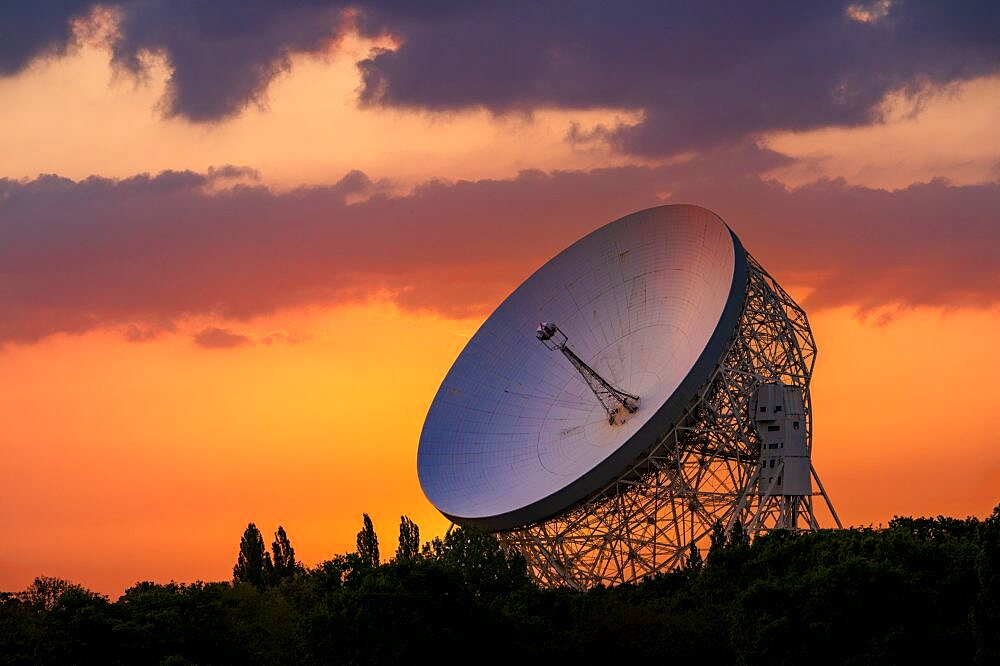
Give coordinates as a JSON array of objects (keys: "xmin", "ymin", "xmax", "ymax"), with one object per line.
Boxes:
[
  {"xmin": 0, "ymin": 149, "xmax": 997, "ymax": 345},
  {"xmin": 1, "ymin": 2, "xmax": 997, "ymax": 152},
  {"xmin": 357, "ymin": 1, "xmax": 1000, "ymax": 154},
  {"xmin": 0, "ymin": 1, "xmax": 93, "ymax": 75},
  {"xmin": 192, "ymin": 326, "xmax": 252, "ymax": 349}
]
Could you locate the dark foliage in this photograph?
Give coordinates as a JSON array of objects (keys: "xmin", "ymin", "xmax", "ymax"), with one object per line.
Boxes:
[
  {"xmin": 3, "ymin": 506, "xmax": 998, "ymax": 665},
  {"xmin": 356, "ymin": 513, "xmax": 380, "ymax": 569},
  {"xmin": 233, "ymin": 523, "xmax": 273, "ymax": 587},
  {"xmin": 395, "ymin": 515, "xmax": 420, "ymax": 562},
  {"xmin": 271, "ymin": 526, "xmax": 300, "ymax": 580}
]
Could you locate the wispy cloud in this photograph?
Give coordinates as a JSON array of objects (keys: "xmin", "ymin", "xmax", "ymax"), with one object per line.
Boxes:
[{"xmin": 192, "ymin": 327, "xmax": 252, "ymax": 349}]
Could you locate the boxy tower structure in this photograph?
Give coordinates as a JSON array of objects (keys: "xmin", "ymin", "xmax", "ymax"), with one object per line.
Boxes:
[{"xmin": 748, "ymin": 382, "xmax": 841, "ymax": 533}]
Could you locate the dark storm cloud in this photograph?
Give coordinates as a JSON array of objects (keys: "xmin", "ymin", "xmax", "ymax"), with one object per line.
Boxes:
[
  {"xmin": 0, "ymin": 1, "xmax": 355, "ymax": 121},
  {"xmin": 0, "ymin": 1, "xmax": 94, "ymax": 75},
  {"xmin": 1, "ymin": 151, "xmax": 997, "ymax": 345},
  {"xmin": 109, "ymin": 1, "xmax": 349, "ymax": 121},
  {"xmin": 357, "ymin": 0, "xmax": 1000, "ymax": 154},
  {"xmin": 2, "ymin": 2, "xmax": 998, "ymax": 148}
]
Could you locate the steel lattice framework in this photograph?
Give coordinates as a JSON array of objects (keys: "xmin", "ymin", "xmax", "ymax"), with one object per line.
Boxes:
[{"xmin": 496, "ymin": 253, "xmax": 840, "ymax": 589}]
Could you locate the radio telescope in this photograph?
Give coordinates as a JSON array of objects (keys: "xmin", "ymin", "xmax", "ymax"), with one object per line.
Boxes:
[{"xmin": 417, "ymin": 204, "xmax": 841, "ymax": 589}]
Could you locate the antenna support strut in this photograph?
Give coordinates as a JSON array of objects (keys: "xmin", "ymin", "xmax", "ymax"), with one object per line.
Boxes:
[{"xmin": 536, "ymin": 322, "xmax": 640, "ymax": 425}]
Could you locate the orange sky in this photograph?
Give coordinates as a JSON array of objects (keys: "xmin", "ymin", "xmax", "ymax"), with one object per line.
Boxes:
[
  {"xmin": 2, "ymin": 302, "xmax": 997, "ymax": 595},
  {"xmin": 1, "ymin": 24, "xmax": 998, "ymax": 597}
]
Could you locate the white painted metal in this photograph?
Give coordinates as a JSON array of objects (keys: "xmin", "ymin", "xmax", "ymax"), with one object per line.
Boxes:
[
  {"xmin": 755, "ymin": 383, "xmax": 811, "ymax": 497},
  {"xmin": 418, "ymin": 205, "xmax": 742, "ymax": 529},
  {"xmin": 416, "ymin": 204, "xmax": 842, "ymax": 588},
  {"xmin": 499, "ymin": 254, "xmax": 842, "ymax": 589}
]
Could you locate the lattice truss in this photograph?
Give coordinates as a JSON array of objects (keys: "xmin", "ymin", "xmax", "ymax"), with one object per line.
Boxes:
[{"xmin": 497, "ymin": 254, "xmax": 838, "ymax": 589}]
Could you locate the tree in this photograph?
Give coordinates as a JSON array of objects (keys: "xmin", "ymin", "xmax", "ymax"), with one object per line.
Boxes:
[
  {"xmin": 16, "ymin": 576, "xmax": 85, "ymax": 611},
  {"xmin": 683, "ymin": 540, "xmax": 703, "ymax": 572},
  {"xmin": 395, "ymin": 515, "xmax": 420, "ymax": 561},
  {"xmin": 233, "ymin": 523, "xmax": 273, "ymax": 586},
  {"xmin": 271, "ymin": 526, "xmax": 299, "ymax": 579},
  {"xmin": 356, "ymin": 513, "xmax": 380, "ymax": 568},
  {"xmin": 421, "ymin": 536, "xmax": 445, "ymax": 559},
  {"xmin": 707, "ymin": 519, "xmax": 729, "ymax": 563},
  {"xmin": 730, "ymin": 520, "xmax": 750, "ymax": 549},
  {"xmin": 974, "ymin": 504, "xmax": 1000, "ymax": 664},
  {"xmin": 432, "ymin": 525, "xmax": 529, "ymax": 594}
]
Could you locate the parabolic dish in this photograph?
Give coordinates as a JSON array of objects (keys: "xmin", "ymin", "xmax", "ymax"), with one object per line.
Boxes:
[{"xmin": 418, "ymin": 204, "xmax": 748, "ymax": 531}]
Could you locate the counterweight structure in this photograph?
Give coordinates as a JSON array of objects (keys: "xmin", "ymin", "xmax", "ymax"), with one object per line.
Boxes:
[
  {"xmin": 745, "ymin": 382, "xmax": 841, "ymax": 532},
  {"xmin": 498, "ymin": 254, "xmax": 841, "ymax": 589}
]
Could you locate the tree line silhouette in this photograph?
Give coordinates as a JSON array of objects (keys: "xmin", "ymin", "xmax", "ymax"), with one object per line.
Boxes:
[{"xmin": 2, "ymin": 505, "xmax": 999, "ymax": 664}]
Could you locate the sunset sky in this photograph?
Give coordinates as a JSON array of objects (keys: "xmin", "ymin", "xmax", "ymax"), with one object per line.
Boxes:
[{"xmin": 1, "ymin": 1, "xmax": 998, "ymax": 597}]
